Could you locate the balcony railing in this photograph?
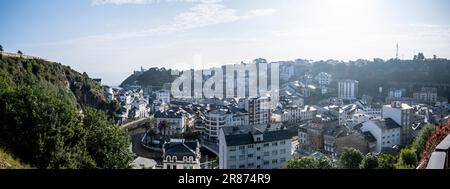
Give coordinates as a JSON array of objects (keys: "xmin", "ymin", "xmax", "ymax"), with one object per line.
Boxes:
[{"xmin": 425, "ymin": 133, "xmax": 450, "ymax": 169}]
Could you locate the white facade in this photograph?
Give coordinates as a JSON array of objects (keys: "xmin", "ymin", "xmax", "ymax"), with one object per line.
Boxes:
[
  {"xmin": 155, "ymin": 111, "xmax": 186, "ymax": 136},
  {"xmin": 361, "ymin": 119, "xmax": 401, "ymax": 153},
  {"xmin": 219, "ymin": 126, "xmax": 292, "ymax": 169},
  {"xmin": 162, "ymin": 139, "xmax": 201, "ymax": 169},
  {"xmin": 204, "ymin": 109, "xmax": 231, "ymax": 141},
  {"xmin": 382, "ymin": 102, "xmax": 413, "ymax": 146},
  {"xmin": 156, "ymin": 90, "xmax": 171, "ymax": 104},
  {"xmin": 245, "ymin": 97, "xmax": 271, "ymax": 125},
  {"xmin": 315, "ymin": 72, "xmax": 332, "ymax": 86},
  {"xmin": 281, "ymin": 106, "xmax": 317, "ymax": 123},
  {"xmin": 338, "ymin": 80, "xmax": 359, "ymax": 100}
]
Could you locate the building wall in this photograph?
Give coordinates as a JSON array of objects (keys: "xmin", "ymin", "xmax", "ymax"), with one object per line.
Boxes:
[
  {"xmin": 361, "ymin": 121, "xmax": 383, "ymax": 152},
  {"xmin": 382, "ymin": 104, "xmax": 412, "ymax": 146},
  {"xmin": 163, "ymin": 156, "xmax": 201, "ymax": 169},
  {"xmin": 219, "ymin": 130, "xmax": 292, "ymax": 169},
  {"xmin": 338, "ymin": 80, "xmax": 358, "ymax": 100},
  {"xmin": 156, "ymin": 117, "xmax": 186, "ymax": 135}
]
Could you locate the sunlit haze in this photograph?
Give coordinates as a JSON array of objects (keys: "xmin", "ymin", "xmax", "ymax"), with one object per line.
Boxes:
[{"xmin": 1, "ymin": 0, "xmax": 449, "ymax": 85}]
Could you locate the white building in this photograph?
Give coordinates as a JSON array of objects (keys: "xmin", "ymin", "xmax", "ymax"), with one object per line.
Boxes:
[
  {"xmin": 162, "ymin": 139, "xmax": 201, "ymax": 169},
  {"xmin": 382, "ymin": 101, "xmax": 413, "ymax": 146},
  {"xmin": 338, "ymin": 80, "xmax": 359, "ymax": 100},
  {"xmin": 219, "ymin": 125, "xmax": 292, "ymax": 169},
  {"xmin": 156, "ymin": 90, "xmax": 171, "ymax": 104},
  {"xmin": 242, "ymin": 97, "xmax": 271, "ymax": 125},
  {"xmin": 155, "ymin": 110, "xmax": 187, "ymax": 136},
  {"xmin": 315, "ymin": 72, "xmax": 332, "ymax": 86},
  {"xmin": 204, "ymin": 109, "xmax": 231, "ymax": 141},
  {"xmin": 413, "ymin": 87, "xmax": 437, "ymax": 104},
  {"xmin": 360, "ymin": 118, "xmax": 401, "ymax": 153},
  {"xmin": 388, "ymin": 88, "xmax": 405, "ymax": 98},
  {"xmin": 281, "ymin": 105, "xmax": 317, "ymax": 123}
]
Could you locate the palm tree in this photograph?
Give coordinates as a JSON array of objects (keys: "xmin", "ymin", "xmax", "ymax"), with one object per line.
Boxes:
[
  {"xmin": 146, "ymin": 129, "xmax": 157, "ymax": 144},
  {"xmin": 158, "ymin": 120, "xmax": 171, "ymax": 139}
]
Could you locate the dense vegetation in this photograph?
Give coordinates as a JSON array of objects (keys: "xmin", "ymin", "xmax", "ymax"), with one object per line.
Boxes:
[
  {"xmin": 0, "ymin": 55, "xmax": 133, "ymax": 169},
  {"xmin": 120, "ymin": 67, "xmax": 175, "ymax": 89},
  {"xmin": 285, "ymin": 147, "xmax": 421, "ymax": 169},
  {"xmin": 294, "ymin": 57, "xmax": 450, "ymax": 98},
  {"xmin": 0, "ymin": 148, "xmax": 30, "ymax": 169}
]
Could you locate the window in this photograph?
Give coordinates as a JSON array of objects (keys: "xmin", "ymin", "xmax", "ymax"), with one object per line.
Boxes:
[
  {"xmin": 239, "ymin": 165, "xmax": 246, "ymax": 169},
  {"xmin": 272, "ymin": 142, "xmax": 278, "ymax": 146},
  {"xmin": 256, "ymin": 137, "xmax": 261, "ymax": 142},
  {"xmin": 281, "ymin": 158, "xmax": 286, "ymax": 162},
  {"xmin": 239, "ymin": 155, "xmax": 245, "ymax": 160},
  {"xmin": 257, "ymin": 165, "xmax": 261, "ymax": 169},
  {"xmin": 382, "ymin": 136, "xmax": 385, "ymax": 139},
  {"xmin": 230, "ymin": 156, "xmax": 236, "ymax": 161},
  {"xmin": 264, "ymin": 152, "xmax": 270, "ymax": 156},
  {"xmin": 248, "ymin": 163, "xmax": 254, "ymax": 167},
  {"xmin": 263, "ymin": 143, "xmax": 269, "ymax": 147},
  {"xmin": 239, "ymin": 146, "xmax": 245, "ymax": 150},
  {"xmin": 230, "ymin": 165, "xmax": 236, "ymax": 169},
  {"xmin": 229, "ymin": 147, "xmax": 236, "ymax": 152},
  {"xmin": 248, "ymin": 144, "xmax": 254, "ymax": 148},
  {"xmin": 272, "ymin": 159, "xmax": 278, "ymax": 164},
  {"xmin": 280, "ymin": 149, "xmax": 286, "ymax": 154},
  {"xmin": 257, "ymin": 147, "xmax": 261, "ymax": 151},
  {"xmin": 280, "ymin": 141, "xmax": 286, "ymax": 145},
  {"xmin": 248, "ymin": 154, "xmax": 254, "ymax": 158},
  {"xmin": 263, "ymin": 161, "xmax": 270, "ymax": 165},
  {"xmin": 257, "ymin": 156, "xmax": 261, "ymax": 160},
  {"xmin": 272, "ymin": 150, "xmax": 278, "ymax": 156}
]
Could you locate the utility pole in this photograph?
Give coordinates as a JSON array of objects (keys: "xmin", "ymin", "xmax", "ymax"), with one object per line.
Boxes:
[{"xmin": 396, "ymin": 43, "xmax": 399, "ymax": 60}]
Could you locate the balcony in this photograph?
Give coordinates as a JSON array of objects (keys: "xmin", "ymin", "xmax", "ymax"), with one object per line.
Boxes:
[{"xmin": 425, "ymin": 134, "xmax": 450, "ymax": 169}]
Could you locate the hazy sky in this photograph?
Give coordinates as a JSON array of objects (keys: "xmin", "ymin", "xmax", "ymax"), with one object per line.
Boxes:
[{"xmin": 1, "ymin": 0, "xmax": 449, "ymax": 85}]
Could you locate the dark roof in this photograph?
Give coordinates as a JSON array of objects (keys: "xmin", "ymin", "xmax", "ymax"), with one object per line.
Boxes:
[
  {"xmin": 373, "ymin": 118, "xmax": 401, "ymax": 130},
  {"xmin": 324, "ymin": 125, "xmax": 348, "ymax": 137},
  {"xmin": 155, "ymin": 110, "xmax": 183, "ymax": 118},
  {"xmin": 222, "ymin": 126, "xmax": 290, "ymax": 146},
  {"xmin": 163, "ymin": 140, "xmax": 199, "ymax": 160},
  {"xmin": 363, "ymin": 131, "xmax": 376, "ymax": 143}
]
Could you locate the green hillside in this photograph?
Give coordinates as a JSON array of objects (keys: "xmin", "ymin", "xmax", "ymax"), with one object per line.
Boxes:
[{"xmin": 0, "ymin": 53, "xmax": 133, "ymax": 169}]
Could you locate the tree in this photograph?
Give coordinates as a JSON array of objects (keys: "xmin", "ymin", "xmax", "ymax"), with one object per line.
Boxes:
[
  {"xmin": 378, "ymin": 154, "xmax": 397, "ymax": 169},
  {"xmin": 412, "ymin": 124, "xmax": 435, "ymax": 159},
  {"xmin": 17, "ymin": 50, "xmax": 23, "ymax": 55},
  {"xmin": 83, "ymin": 108, "xmax": 134, "ymax": 169},
  {"xmin": 361, "ymin": 153, "xmax": 379, "ymax": 169},
  {"xmin": 396, "ymin": 148, "xmax": 418, "ymax": 169},
  {"xmin": 0, "ymin": 45, "xmax": 3, "ymax": 52},
  {"xmin": 414, "ymin": 52, "xmax": 425, "ymax": 61},
  {"xmin": 339, "ymin": 147, "xmax": 363, "ymax": 169},
  {"xmin": 146, "ymin": 129, "xmax": 157, "ymax": 144},
  {"xmin": 285, "ymin": 156, "xmax": 333, "ymax": 169},
  {"xmin": 0, "ymin": 84, "xmax": 96, "ymax": 169}
]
